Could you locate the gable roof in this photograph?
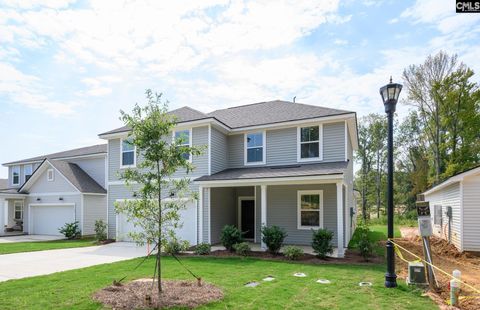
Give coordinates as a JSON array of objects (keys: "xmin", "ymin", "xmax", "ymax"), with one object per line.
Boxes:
[
  {"xmin": 423, "ymin": 165, "xmax": 480, "ymax": 196},
  {"xmin": 3, "ymin": 144, "xmax": 107, "ymax": 166},
  {"xmin": 0, "ymin": 179, "xmax": 8, "ymax": 190},
  {"xmin": 99, "ymin": 100, "xmax": 355, "ymax": 136},
  {"xmin": 19, "ymin": 159, "xmax": 106, "ymax": 194}
]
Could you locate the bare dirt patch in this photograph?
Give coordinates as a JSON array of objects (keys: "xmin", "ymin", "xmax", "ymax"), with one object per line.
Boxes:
[
  {"xmin": 93, "ymin": 279, "xmax": 223, "ymax": 309},
  {"xmin": 392, "ymin": 236, "xmax": 480, "ymax": 310}
]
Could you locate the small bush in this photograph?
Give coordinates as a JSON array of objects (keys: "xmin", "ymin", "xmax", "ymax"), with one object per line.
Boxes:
[
  {"xmin": 261, "ymin": 225, "xmax": 287, "ymax": 254},
  {"xmin": 283, "ymin": 245, "xmax": 304, "ymax": 260},
  {"xmin": 221, "ymin": 225, "xmax": 243, "ymax": 251},
  {"xmin": 312, "ymin": 228, "xmax": 333, "ymax": 259},
  {"xmin": 233, "ymin": 242, "xmax": 251, "ymax": 256},
  {"xmin": 164, "ymin": 239, "xmax": 190, "ymax": 255},
  {"xmin": 59, "ymin": 221, "xmax": 81, "ymax": 239},
  {"xmin": 195, "ymin": 243, "xmax": 211, "ymax": 255},
  {"xmin": 94, "ymin": 219, "xmax": 107, "ymax": 241},
  {"xmin": 356, "ymin": 224, "xmax": 374, "ymax": 261}
]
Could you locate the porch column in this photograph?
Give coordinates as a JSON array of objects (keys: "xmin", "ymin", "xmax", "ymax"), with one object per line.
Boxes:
[
  {"xmin": 336, "ymin": 182, "xmax": 345, "ymax": 258},
  {"xmin": 198, "ymin": 186, "xmax": 203, "ymax": 244},
  {"xmin": 261, "ymin": 185, "xmax": 267, "ymax": 250},
  {"xmin": 0, "ymin": 198, "xmax": 5, "ymax": 229}
]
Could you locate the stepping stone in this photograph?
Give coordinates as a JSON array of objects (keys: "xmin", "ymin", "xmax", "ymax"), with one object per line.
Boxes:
[
  {"xmin": 316, "ymin": 279, "xmax": 331, "ymax": 284},
  {"xmin": 263, "ymin": 276, "xmax": 275, "ymax": 282},
  {"xmin": 293, "ymin": 273, "xmax": 307, "ymax": 277},
  {"xmin": 244, "ymin": 281, "xmax": 260, "ymax": 287},
  {"xmin": 358, "ymin": 282, "xmax": 372, "ymax": 287}
]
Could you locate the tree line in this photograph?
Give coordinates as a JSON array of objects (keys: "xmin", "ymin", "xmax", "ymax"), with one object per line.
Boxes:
[{"xmin": 355, "ymin": 51, "xmax": 480, "ymax": 221}]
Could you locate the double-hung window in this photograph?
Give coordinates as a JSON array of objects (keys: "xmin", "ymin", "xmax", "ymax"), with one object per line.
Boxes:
[
  {"xmin": 24, "ymin": 164, "xmax": 33, "ymax": 183},
  {"xmin": 297, "ymin": 190, "xmax": 323, "ymax": 229},
  {"xmin": 12, "ymin": 166, "xmax": 20, "ymax": 185},
  {"xmin": 14, "ymin": 201, "xmax": 23, "ymax": 220},
  {"xmin": 121, "ymin": 138, "xmax": 136, "ymax": 168},
  {"xmin": 298, "ymin": 125, "xmax": 322, "ymax": 161},
  {"xmin": 245, "ymin": 131, "xmax": 265, "ymax": 165},
  {"xmin": 174, "ymin": 129, "xmax": 191, "ymax": 161}
]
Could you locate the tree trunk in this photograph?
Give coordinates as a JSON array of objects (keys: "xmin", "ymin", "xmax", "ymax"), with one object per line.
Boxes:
[
  {"xmin": 376, "ymin": 151, "xmax": 381, "ymax": 219},
  {"xmin": 157, "ymin": 161, "xmax": 162, "ymax": 297}
]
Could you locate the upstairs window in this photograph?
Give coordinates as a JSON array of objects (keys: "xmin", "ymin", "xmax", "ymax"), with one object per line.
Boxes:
[
  {"xmin": 297, "ymin": 190, "xmax": 323, "ymax": 229},
  {"xmin": 298, "ymin": 125, "xmax": 322, "ymax": 161},
  {"xmin": 12, "ymin": 166, "xmax": 20, "ymax": 185},
  {"xmin": 24, "ymin": 164, "xmax": 33, "ymax": 183},
  {"xmin": 174, "ymin": 129, "xmax": 191, "ymax": 161},
  {"xmin": 121, "ymin": 138, "xmax": 136, "ymax": 167},
  {"xmin": 47, "ymin": 169, "xmax": 54, "ymax": 182},
  {"xmin": 245, "ymin": 132, "xmax": 265, "ymax": 165},
  {"xmin": 14, "ymin": 201, "xmax": 23, "ymax": 220}
]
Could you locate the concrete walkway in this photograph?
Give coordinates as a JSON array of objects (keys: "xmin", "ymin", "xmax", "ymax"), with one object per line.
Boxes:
[
  {"xmin": 0, "ymin": 235, "xmax": 64, "ymax": 243},
  {"xmin": 0, "ymin": 242, "xmax": 148, "ymax": 282}
]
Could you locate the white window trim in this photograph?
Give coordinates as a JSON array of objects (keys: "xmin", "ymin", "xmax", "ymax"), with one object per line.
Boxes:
[
  {"xmin": 14, "ymin": 200, "xmax": 23, "ymax": 220},
  {"xmin": 11, "ymin": 165, "xmax": 20, "ymax": 185},
  {"xmin": 120, "ymin": 138, "xmax": 137, "ymax": 169},
  {"xmin": 244, "ymin": 130, "xmax": 266, "ymax": 166},
  {"xmin": 297, "ymin": 190, "xmax": 324, "ymax": 230},
  {"xmin": 297, "ymin": 124, "xmax": 323, "ymax": 162},
  {"xmin": 47, "ymin": 168, "xmax": 54, "ymax": 182},
  {"xmin": 24, "ymin": 164, "xmax": 33, "ymax": 183},
  {"xmin": 172, "ymin": 127, "xmax": 193, "ymax": 163}
]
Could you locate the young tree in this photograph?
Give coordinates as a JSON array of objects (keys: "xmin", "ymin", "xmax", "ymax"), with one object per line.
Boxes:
[
  {"xmin": 115, "ymin": 90, "xmax": 204, "ymax": 296},
  {"xmin": 370, "ymin": 114, "xmax": 387, "ymax": 218}
]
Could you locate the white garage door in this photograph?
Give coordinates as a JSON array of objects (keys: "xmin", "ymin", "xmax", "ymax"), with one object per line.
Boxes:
[
  {"xmin": 116, "ymin": 200, "xmax": 197, "ymax": 245},
  {"xmin": 30, "ymin": 204, "xmax": 75, "ymax": 236}
]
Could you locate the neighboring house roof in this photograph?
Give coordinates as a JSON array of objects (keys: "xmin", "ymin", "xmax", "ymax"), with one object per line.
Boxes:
[
  {"xmin": 19, "ymin": 159, "xmax": 106, "ymax": 194},
  {"xmin": 423, "ymin": 165, "xmax": 480, "ymax": 196},
  {"xmin": 0, "ymin": 179, "xmax": 8, "ymax": 190},
  {"xmin": 3, "ymin": 144, "xmax": 107, "ymax": 166},
  {"xmin": 99, "ymin": 100, "xmax": 355, "ymax": 136},
  {"xmin": 195, "ymin": 161, "xmax": 348, "ymax": 182}
]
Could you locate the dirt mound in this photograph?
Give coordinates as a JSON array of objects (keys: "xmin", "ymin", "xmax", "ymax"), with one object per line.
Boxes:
[
  {"xmin": 93, "ymin": 279, "xmax": 223, "ymax": 309},
  {"xmin": 429, "ymin": 237, "xmax": 466, "ymax": 259}
]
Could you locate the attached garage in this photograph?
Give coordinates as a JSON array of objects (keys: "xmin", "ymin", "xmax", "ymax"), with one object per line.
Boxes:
[
  {"xmin": 29, "ymin": 204, "xmax": 75, "ymax": 236},
  {"xmin": 116, "ymin": 200, "xmax": 197, "ymax": 245}
]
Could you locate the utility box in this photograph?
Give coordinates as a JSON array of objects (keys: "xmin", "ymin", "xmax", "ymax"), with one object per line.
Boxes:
[
  {"xmin": 416, "ymin": 201, "xmax": 432, "ymax": 237},
  {"xmin": 407, "ymin": 262, "xmax": 428, "ymax": 285}
]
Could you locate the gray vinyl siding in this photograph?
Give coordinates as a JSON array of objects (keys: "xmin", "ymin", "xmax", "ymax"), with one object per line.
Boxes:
[
  {"xmin": 108, "ymin": 138, "xmax": 121, "ymax": 182},
  {"xmin": 323, "ymin": 122, "xmax": 345, "ymax": 162},
  {"xmin": 8, "ymin": 164, "xmax": 40, "ymax": 188},
  {"xmin": 209, "ymin": 187, "xmax": 236, "ymax": 244},
  {"xmin": 266, "ymin": 127, "xmax": 297, "ymax": 165},
  {"xmin": 462, "ymin": 174, "xmax": 480, "ymax": 251},
  {"xmin": 425, "ymin": 183, "xmax": 462, "ymax": 250},
  {"xmin": 202, "ymin": 187, "xmax": 210, "ymax": 243},
  {"xmin": 28, "ymin": 165, "xmax": 77, "ymax": 193},
  {"xmin": 83, "ymin": 194, "xmax": 107, "ymax": 236},
  {"xmin": 344, "ymin": 125, "xmax": 355, "ymax": 243},
  {"xmin": 267, "ymin": 183, "xmax": 338, "ymax": 245},
  {"xmin": 24, "ymin": 194, "xmax": 82, "ymax": 234},
  {"xmin": 211, "ymin": 127, "xmax": 228, "ymax": 174},
  {"xmin": 69, "ymin": 157, "xmax": 106, "ymax": 188},
  {"xmin": 227, "ymin": 134, "xmax": 244, "ymax": 168}
]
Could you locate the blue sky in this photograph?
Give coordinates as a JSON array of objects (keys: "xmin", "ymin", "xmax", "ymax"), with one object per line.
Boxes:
[{"xmin": 0, "ymin": 0, "xmax": 479, "ymax": 178}]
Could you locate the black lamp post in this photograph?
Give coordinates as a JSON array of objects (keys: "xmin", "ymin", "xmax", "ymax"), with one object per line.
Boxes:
[{"xmin": 379, "ymin": 77, "xmax": 402, "ymax": 288}]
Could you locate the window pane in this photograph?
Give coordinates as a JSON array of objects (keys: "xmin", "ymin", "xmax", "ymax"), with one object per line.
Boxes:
[
  {"xmin": 301, "ymin": 142, "xmax": 319, "ymax": 158},
  {"xmin": 13, "ymin": 174, "xmax": 19, "ymax": 184},
  {"xmin": 15, "ymin": 211, "xmax": 22, "ymax": 220},
  {"xmin": 301, "ymin": 211, "xmax": 319, "ymax": 226},
  {"xmin": 247, "ymin": 133, "xmax": 263, "ymax": 148},
  {"xmin": 247, "ymin": 147, "xmax": 263, "ymax": 162},
  {"xmin": 122, "ymin": 139, "xmax": 134, "ymax": 151},
  {"xmin": 122, "ymin": 151, "xmax": 134, "ymax": 166},
  {"xmin": 25, "ymin": 175, "xmax": 32, "ymax": 182},
  {"xmin": 175, "ymin": 130, "xmax": 190, "ymax": 145},
  {"xmin": 181, "ymin": 152, "xmax": 190, "ymax": 160},
  {"xmin": 301, "ymin": 194, "xmax": 320, "ymax": 210},
  {"xmin": 301, "ymin": 126, "xmax": 319, "ymax": 142}
]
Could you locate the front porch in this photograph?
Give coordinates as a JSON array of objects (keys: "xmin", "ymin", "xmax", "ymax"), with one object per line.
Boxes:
[
  {"xmin": 0, "ymin": 192, "xmax": 27, "ymax": 235},
  {"xmin": 211, "ymin": 242, "xmax": 341, "ymax": 257}
]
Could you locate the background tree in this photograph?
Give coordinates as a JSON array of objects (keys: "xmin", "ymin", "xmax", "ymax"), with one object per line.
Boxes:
[{"xmin": 115, "ymin": 90, "xmax": 203, "ymax": 296}]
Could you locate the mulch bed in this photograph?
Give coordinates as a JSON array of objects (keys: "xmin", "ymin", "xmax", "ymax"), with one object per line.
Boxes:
[{"xmin": 93, "ymin": 279, "xmax": 223, "ymax": 309}]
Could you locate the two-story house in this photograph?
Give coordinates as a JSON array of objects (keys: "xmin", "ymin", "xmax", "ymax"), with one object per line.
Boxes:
[
  {"xmin": 99, "ymin": 100, "xmax": 358, "ymax": 257},
  {"xmin": 0, "ymin": 145, "xmax": 107, "ymax": 236}
]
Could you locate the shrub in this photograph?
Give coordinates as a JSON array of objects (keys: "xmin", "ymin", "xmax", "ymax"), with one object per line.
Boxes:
[
  {"xmin": 312, "ymin": 228, "xmax": 333, "ymax": 259},
  {"xmin": 261, "ymin": 225, "xmax": 287, "ymax": 254},
  {"xmin": 221, "ymin": 225, "xmax": 243, "ymax": 251},
  {"xmin": 195, "ymin": 243, "xmax": 211, "ymax": 255},
  {"xmin": 356, "ymin": 224, "xmax": 374, "ymax": 261},
  {"xmin": 59, "ymin": 221, "xmax": 81, "ymax": 239},
  {"xmin": 233, "ymin": 242, "xmax": 251, "ymax": 256},
  {"xmin": 164, "ymin": 239, "xmax": 190, "ymax": 255},
  {"xmin": 94, "ymin": 219, "xmax": 107, "ymax": 241},
  {"xmin": 283, "ymin": 245, "xmax": 304, "ymax": 260}
]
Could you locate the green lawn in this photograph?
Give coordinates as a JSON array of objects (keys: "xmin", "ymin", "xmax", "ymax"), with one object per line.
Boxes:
[
  {"xmin": 0, "ymin": 238, "xmax": 97, "ymax": 255},
  {"xmin": 0, "ymin": 256, "xmax": 435, "ymax": 309},
  {"xmin": 349, "ymin": 224, "xmax": 402, "ymax": 256}
]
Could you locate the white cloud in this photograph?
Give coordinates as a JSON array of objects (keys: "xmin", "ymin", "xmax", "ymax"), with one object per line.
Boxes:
[{"xmin": 334, "ymin": 39, "xmax": 348, "ymax": 45}]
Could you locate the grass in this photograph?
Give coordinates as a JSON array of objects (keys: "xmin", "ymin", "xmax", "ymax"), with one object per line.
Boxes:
[
  {"xmin": 349, "ymin": 224, "xmax": 402, "ymax": 256},
  {"xmin": 0, "ymin": 238, "xmax": 97, "ymax": 255},
  {"xmin": 0, "ymin": 255, "xmax": 435, "ymax": 309}
]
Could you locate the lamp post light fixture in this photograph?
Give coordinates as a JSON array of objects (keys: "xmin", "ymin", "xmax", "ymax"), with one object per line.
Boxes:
[{"xmin": 380, "ymin": 77, "xmax": 402, "ymax": 288}]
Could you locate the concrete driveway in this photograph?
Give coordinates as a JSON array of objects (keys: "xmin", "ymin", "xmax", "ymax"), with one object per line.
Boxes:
[
  {"xmin": 0, "ymin": 242, "xmax": 148, "ymax": 282},
  {"xmin": 0, "ymin": 235, "xmax": 64, "ymax": 243}
]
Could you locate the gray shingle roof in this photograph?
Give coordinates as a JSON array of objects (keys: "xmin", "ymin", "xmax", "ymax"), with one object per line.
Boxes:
[
  {"xmin": 100, "ymin": 100, "xmax": 354, "ymax": 136},
  {"xmin": 3, "ymin": 144, "xmax": 107, "ymax": 166},
  {"xmin": 47, "ymin": 160, "xmax": 106, "ymax": 194},
  {"xmin": 195, "ymin": 161, "xmax": 348, "ymax": 182}
]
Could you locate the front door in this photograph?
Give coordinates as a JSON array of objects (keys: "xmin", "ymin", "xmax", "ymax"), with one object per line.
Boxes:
[{"xmin": 240, "ymin": 199, "xmax": 255, "ymax": 239}]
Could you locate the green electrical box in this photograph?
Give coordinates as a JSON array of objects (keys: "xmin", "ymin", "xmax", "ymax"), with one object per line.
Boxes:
[{"xmin": 406, "ymin": 262, "xmax": 427, "ymax": 285}]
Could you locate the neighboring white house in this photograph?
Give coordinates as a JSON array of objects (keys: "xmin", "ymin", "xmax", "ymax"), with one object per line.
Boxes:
[{"xmin": 423, "ymin": 165, "xmax": 480, "ymax": 252}]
